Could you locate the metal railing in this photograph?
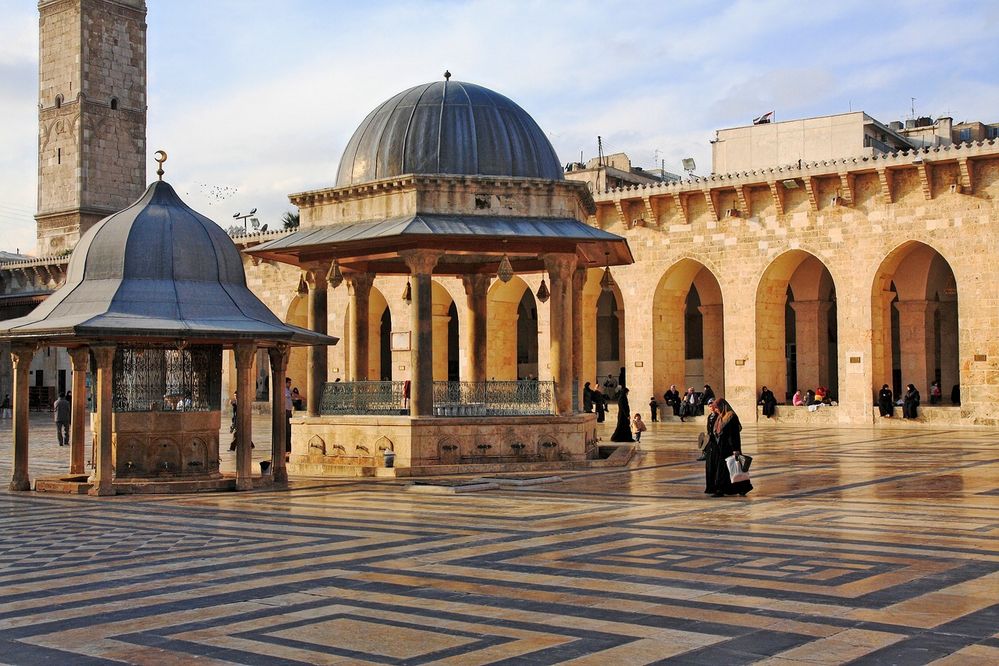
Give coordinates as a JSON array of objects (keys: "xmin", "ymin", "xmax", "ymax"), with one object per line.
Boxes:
[
  {"xmin": 319, "ymin": 381, "xmax": 408, "ymax": 415},
  {"xmin": 318, "ymin": 380, "xmax": 556, "ymax": 416},
  {"xmin": 432, "ymin": 380, "xmax": 555, "ymax": 416}
]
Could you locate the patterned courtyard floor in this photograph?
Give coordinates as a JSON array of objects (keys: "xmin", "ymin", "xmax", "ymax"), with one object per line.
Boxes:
[{"xmin": 0, "ymin": 416, "xmax": 997, "ymax": 664}]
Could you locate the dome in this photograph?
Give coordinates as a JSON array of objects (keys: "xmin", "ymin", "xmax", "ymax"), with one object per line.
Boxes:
[
  {"xmin": 0, "ymin": 180, "xmax": 335, "ymax": 345},
  {"xmin": 335, "ymin": 79, "xmax": 564, "ymax": 187}
]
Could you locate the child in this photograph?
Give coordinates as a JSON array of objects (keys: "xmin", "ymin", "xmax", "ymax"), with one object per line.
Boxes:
[
  {"xmin": 649, "ymin": 396, "xmax": 658, "ymax": 422},
  {"xmin": 632, "ymin": 413, "xmax": 647, "ymax": 442}
]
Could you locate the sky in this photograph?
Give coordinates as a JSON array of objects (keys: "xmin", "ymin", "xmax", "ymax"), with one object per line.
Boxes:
[{"xmin": 0, "ymin": 0, "xmax": 997, "ymax": 255}]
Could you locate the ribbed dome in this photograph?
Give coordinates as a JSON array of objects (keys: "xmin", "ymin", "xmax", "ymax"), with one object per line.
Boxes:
[
  {"xmin": 0, "ymin": 180, "xmax": 336, "ymax": 345},
  {"xmin": 335, "ymin": 80, "xmax": 564, "ymax": 187}
]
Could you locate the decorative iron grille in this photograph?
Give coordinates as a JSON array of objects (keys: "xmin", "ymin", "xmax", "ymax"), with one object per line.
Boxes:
[
  {"xmin": 112, "ymin": 346, "xmax": 222, "ymax": 412},
  {"xmin": 318, "ymin": 380, "xmax": 557, "ymax": 416},
  {"xmin": 319, "ymin": 381, "xmax": 407, "ymax": 415},
  {"xmin": 432, "ymin": 380, "xmax": 555, "ymax": 416}
]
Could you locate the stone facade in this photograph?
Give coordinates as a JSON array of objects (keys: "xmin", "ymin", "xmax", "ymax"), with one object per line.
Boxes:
[{"xmin": 36, "ymin": 0, "xmax": 146, "ymax": 256}]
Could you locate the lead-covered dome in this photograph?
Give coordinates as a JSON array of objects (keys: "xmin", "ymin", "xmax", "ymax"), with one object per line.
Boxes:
[{"xmin": 335, "ymin": 79, "xmax": 564, "ymax": 187}]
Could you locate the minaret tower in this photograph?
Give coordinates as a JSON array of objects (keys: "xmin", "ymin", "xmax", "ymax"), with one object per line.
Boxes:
[{"xmin": 36, "ymin": 0, "xmax": 147, "ymax": 256}]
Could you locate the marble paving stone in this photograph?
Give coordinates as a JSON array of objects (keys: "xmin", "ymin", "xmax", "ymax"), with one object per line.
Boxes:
[{"xmin": 0, "ymin": 417, "xmax": 997, "ymax": 664}]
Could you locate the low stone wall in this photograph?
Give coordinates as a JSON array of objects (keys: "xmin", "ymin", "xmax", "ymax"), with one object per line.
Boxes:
[
  {"xmin": 288, "ymin": 413, "xmax": 600, "ymax": 477},
  {"xmin": 757, "ymin": 405, "xmax": 840, "ymax": 425}
]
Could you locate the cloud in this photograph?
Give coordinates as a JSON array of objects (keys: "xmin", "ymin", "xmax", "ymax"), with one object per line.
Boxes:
[{"xmin": 0, "ymin": 0, "xmax": 996, "ymax": 255}]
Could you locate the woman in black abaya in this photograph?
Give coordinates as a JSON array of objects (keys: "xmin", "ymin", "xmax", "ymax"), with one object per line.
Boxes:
[
  {"xmin": 610, "ymin": 387, "xmax": 635, "ymax": 442},
  {"xmin": 706, "ymin": 398, "xmax": 752, "ymax": 497},
  {"xmin": 877, "ymin": 384, "xmax": 894, "ymax": 417}
]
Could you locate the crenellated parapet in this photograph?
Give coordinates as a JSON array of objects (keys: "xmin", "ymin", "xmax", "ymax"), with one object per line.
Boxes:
[
  {"xmin": 0, "ymin": 255, "xmax": 70, "ymax": 297},
  {"xmin": 593, "ymin": 139, "xmax": 999, "ymax": 227}
]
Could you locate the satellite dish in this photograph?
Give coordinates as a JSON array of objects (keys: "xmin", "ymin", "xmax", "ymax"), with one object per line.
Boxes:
[
  {"xmin": 682, "ymin": 157, "xmax": 696, "ymax": 173},
  {"xmin": 260, "ymin": 224, "xmax": 268, "ymax": 232}
]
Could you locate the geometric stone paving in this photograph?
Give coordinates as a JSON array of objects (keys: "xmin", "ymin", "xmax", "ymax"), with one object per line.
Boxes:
[{"xmin": 1, "ymin": 417, "xmax": 997, "ymax": 664}]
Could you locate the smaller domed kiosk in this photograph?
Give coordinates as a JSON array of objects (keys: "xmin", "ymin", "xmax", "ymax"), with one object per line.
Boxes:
[{"xmin": 0, "ymin": 156, "xmax": 336, "ymax": 495}]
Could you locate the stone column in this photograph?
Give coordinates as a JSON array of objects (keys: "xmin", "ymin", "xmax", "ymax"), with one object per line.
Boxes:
[
  {"xmin": 544, "ymin": 253, "xmax": 575, "ymax": 415},
  {"xmin": 698, "ymin": 303, "xmax": 725, "ymax": 397},
  {"xmin": 346, "ymin": 272, "xmax": 373, "ymax": 381},
  {"xmin": 68, "ymin": 347, "xmax": 89, "ymax": 475},
  {"xmin": 268, "ymin": 344, "xmax": 290, "ymax": 483},
  {"xmin": 938, "ymin": 300, "xmax": 959, "ymax": 402},
  {"xmin": 234, "ymin": 343, "xmax": 256, "ymax": 490},
  {"xmin": 8, "ymin": 345, "xmax": 34, "ymax": 491},
  {"xmin": 402, "ymin": 250, "xmax": 442, "ymax": 416},
  {"xmin": 462, "ymin": 274, "xmax": 490, "ymax": 384},
  {"xmin": 790, "ymin": 300, "xmax": 833, "ymax": 393},
  {"xmin": 894, "ymin": 300, "xmax": 938, "ymax": 396},
  {"xmin": 305, "ymin": 268, "xmax": 328, "ymax": 417},
  {"xmin": 90, "ymin": 344, "xmax": 116, "ymax": 496},
  {"xmin": 572, "ymin": 265, "xmax": 585, "ymax": 411}
]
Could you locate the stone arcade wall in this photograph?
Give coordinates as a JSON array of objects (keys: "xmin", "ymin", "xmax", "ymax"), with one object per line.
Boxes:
[
  {"xmin": 588, "ymin": 141, "xmax": 999, "ymax": 425},
  {"xmin": 237, "ymin": 142, "xmax": 999, "ymax": 427}
]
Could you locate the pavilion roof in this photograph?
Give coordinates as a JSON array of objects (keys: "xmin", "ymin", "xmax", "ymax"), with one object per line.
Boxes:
[{"xmin": 247, "ymin": 213, "xmax": 633, "ymax": 273}]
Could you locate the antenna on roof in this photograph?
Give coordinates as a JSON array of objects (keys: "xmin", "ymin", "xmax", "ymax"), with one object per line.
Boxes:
[{"xmin": 597, "ymin": 136, "xmax": 604, "ymax": 167}]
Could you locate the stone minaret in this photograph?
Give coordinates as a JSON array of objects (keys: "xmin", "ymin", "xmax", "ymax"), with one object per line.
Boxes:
[{"xmin": 36, "ymin": 0, "xmax": 147, "ymax": 256}]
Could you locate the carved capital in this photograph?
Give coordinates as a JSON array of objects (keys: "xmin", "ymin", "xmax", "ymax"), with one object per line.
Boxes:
[
  {"xmin": 68, "ymin": 346, "xmax": 90, "ymax": 371},
  {"xmin": 268, "ymin": 344, "xmax": 290, "ymax": 373},
  {"xmin": 91, "ymin": 344, "xmax": 116, "ymax": 370},
  {"xmin": 400, "ymin": 249, "xmax": 443, "ymax": 275},
  {"xmin": 302, "ymin": 264, "xmax": 329, "ymax": 291},
  {"xmin": 345, "ymin": 271, "xmax": 375, "ymax": 296},
  {"xmin": 10, "ymin": 344, "xmax": 36, "ymax": 372},
  {"xmin": 234, "ymin": 342, "xmax": 257, "ymax": 370},
  {"xmin": 542, "ymin": 253, "xmax": 576, "ymax": 283},
  {"xmin": 461, "ymin": 274, "xmax": 491, "ymax": 299}
]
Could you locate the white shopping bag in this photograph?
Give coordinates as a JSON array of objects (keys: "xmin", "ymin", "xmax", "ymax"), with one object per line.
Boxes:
[{"xmin": 725, "ymin": 455, "xmax": 750, "ymax": 483}]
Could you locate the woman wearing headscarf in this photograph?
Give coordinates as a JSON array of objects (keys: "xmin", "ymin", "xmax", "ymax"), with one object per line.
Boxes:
[
  {"xmin": 583, "ymin": 382, "xmax": 593, "ymax": 413},
  {"xmin": 706, "ymin": 398, "xmax": 753, "ymax": 497},
  {"xmin": 758, "ymin": 386, "xmax": 777, "ymax": 418},
  {"xmin": 903, "ymin": 383, "xmax": 920, "ymax": 419},
  {"xmin": 877, "ymin": 384, "xmax": 894, "ymax": 418},
  {"xmin": 610, "ymin": 387, "xmax": 635, "ymax": 442}
]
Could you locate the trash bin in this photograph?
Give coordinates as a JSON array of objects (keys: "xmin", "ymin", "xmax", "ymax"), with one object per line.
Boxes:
[
  {"xmin": 383, "ymin": 451, "xmax": 395, "ymax": 468},
  {"xmin": 259, "ymin": 460, "xmax": 272, "ymax": 475}
]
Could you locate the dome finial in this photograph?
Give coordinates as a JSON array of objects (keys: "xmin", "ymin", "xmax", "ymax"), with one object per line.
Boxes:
[
  {"xmin": 153, "ymin": 150, "xmax": 168, "ymax": 181},
  {"xmin": 443, "ymin": 70, "xmax": 451, "ymax": 81}
]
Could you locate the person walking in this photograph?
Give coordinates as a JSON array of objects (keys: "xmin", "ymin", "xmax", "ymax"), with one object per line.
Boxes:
[
  {"xmin": 632, "ymin": 413, "xmax": 647, "ymax": 442},
  {"xmin": 583, "ymin": 382, "xmax": 593, "ymax": 413},
  {"xmin": 610, "ymin": 387, "xmax": 634, "ymax": 442},
  {"xmin": 648, "ymin": 396, "xmax": 658, "ymax": 422},
  {"xmin": 706, "ymin": 398, "xmax": 752, "ymax": 497},
  {"xmin": 877, "ymin": 384, "xmax": 894, "ymax": 417},
  {"xmin": 701, "ymin": 400, "xmax": 720, "ymax": 478},
  {"xmin": 284, "ymin": 377, "xmax": 294, "ymax": 452},
  {"xmin": 903, "ymin": 384, "xmax": 920, "ymax": 419},
  {"xmin": 53, "ymin": 392, "xmax": 71, "ymax": 447}
]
